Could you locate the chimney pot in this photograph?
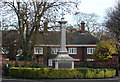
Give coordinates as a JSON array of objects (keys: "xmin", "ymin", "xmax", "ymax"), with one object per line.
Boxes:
[
  {"xmin": 81, "ymin": 21, "xmax": 85, "ymax": 33},
  {"xmin": 81, "ymin": 21, "xmax": 85, "ymax": 24}
]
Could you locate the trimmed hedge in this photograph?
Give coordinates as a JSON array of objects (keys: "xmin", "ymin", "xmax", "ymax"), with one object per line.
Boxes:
[{"xmin": 9, "ymin": 67, "xmax": 116, "ymax": 79}]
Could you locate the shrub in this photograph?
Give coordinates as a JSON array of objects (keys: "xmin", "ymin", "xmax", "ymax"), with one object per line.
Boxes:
[
  {"xmin": 94, "ymin": 69, "xmax": 104, "ymax": 78},
  {"xmin": 76, "ymin": 68, "xmax": 88, "ymax": 77},
  {"xmin": 47, "ymin": 69, "xmax": 80, "ymax": 79},
  {"xmin": 104, "ymin": 69, "xmax": 116, "ymax": 78},
  {"xmin": 112, "ymin": 69, "xmax": 116, "ymax": 77},
  {"xmin": 85, "ymin": 70, "xmax": 95, "ymax": 78},
  {"xmin": 2, "ymin": 63, "xmax": 14, "ymax": 76},
  {"xmin": 9, "ymin": 67, "xmax": 116, "ymax": 79},
  {"xmin": 31, "ymin": 63, "xmax": 46, "ymax": 68}
]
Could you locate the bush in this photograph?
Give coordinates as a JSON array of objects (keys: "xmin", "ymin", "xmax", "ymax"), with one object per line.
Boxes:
[
  {"xmin": 31, "ymin": 63, "xmax": 46, "ymax": 68},
  {"xmin": 76, "ymin": 68, "xmax": 88, "ymax": 77},
  {"xmin": 2, "ymin": 63, "xmax": 14, "ymax": 76},
  {"xmin": 94, "ymin": 69, "xmax": 104, "ymax": 78},
  {"xmin": 85, "ymin": 70, "xmax": 95, "ymax": 78},
  {"xmin": 104, "ymin": 69, "xmax": 116, "ymax": 78},
  {"xmin": 112, "ymin": 69, "xmax": 116, "ymax": 77},
  {"xmin": 9, "ymin": 67, "xmax": 116, "ymax": 79}
]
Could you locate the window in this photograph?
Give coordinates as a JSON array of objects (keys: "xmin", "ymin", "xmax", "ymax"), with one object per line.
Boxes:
[
  {"xmin": 68, "ymin": 48, "xmax": 77, "ymax": 54},
  {"xmin": 48, "ymin": 59, "xmax": 53, "ymax": 66},
  {"xmin": 34, "ymin": 47, "xmax": 43, "ymax": 54},
  {"xmin": 51, "ymin": 48, "xmax": 59, "ymax": 54},
  {"xmin": 87, "ymin": 48, "xmax": 95, "ymax": 54},
  {"xmin": 87, "ymin": 58, "xmax": 95, "ymax": 61}
]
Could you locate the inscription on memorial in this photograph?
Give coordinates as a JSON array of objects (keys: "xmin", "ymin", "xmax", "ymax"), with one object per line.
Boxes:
[{"xmin": 58, "ymin": 61, "xmax": 72, "ymax": 68}]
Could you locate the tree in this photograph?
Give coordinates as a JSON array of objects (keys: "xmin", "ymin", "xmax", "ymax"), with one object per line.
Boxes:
[
  {"xmin": 2, "ymin": 0, "xmax": 80, "ymax": 61},
  {"xmin": 93, "ymin": 29, "xmax": 115, "ymax": 40},
  {"xmin": 106, "ymin": 1, "xmax": 120, "ymax": 43},
  {"xmin": 73, "ymin": 12, "xmax": 101, "ymax": 33},
  {"xmin": 105, "ymin": 1, "xmax": 120, "ymax": 67},
  {"xmin": 2, "ymin": 30, "xmax": 19, "ymax": 60},
  {"xmin": 94, "ymin": 40, "xmax": 118, "ymax": 61}
]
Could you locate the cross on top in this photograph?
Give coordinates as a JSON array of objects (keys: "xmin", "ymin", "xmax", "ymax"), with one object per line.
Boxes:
[{"xmin": 61, "ymin": 11, "xmax": 65, "ymax": 19}]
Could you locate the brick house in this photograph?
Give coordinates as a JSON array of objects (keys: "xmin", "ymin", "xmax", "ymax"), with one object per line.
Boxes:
[
  {"xmin": 2, "ymin": 22, "xmax": 118, "ymax": 67},
  {"xmin": 34, "ymin": 22, "xmax": 99, "ymax": 66}
]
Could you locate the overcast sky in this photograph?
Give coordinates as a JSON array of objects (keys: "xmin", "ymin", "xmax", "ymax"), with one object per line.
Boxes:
[
  {"xmin": 1, "ymin": 0, "xmax": 118, "ymax": 27},
  {"xmin": 65, "ymin": 0, "xmax": 117, "ymax": 24},
  {"xmin": 79, "ymin": 0, "xmax": 117, "ymax": 18}
]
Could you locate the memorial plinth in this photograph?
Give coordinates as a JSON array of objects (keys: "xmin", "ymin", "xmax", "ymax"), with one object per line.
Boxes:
[{"xmin": 53, "ymin": 18, "xmax": 76, "ymax": 69}]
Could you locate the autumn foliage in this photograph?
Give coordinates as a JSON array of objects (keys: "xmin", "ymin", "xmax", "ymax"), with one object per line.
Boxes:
[{"xmin": 94, "ymin": 40, "xmax": 118, "ymax": 61}]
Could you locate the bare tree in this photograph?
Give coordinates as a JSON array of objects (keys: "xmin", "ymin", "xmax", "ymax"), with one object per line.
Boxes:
[
  {"xmin": 2, "ymin": 0, "xmax": 80, "ymax": 61},
  {"xmin": 105, "ymin": 1, "xmax": 120, "ymax": 71},
  {"xmin": 106, "ymin": 1, "xmax": 120, "ymax": 43},
  {"xmin": 73, "ymin": 12, "xmax": 101, "ymax": 33},
  {"xmin": 2, "ymin": 30, "xmax": 19, "ymax": 60}
]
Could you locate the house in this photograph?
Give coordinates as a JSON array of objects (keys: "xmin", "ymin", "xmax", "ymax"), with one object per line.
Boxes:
[
  {"xmin": 2, "ymin": 22, "xmax": 118, "ymax": 68},
  {"xmin": 34, "ymin": 21, "xmax": 99, "ymax": 66}
]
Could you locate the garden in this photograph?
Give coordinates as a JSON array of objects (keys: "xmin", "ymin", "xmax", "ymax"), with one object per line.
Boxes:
[
  {"xmin": 8, "ymin": 67, "xmax": 116, "ymax": 79},
  {"xmin": 2, "ymin": 62, "xmax": 116, "ymax": 79}
]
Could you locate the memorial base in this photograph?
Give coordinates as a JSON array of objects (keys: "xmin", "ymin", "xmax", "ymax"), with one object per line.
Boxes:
[{"xmin": 53, "ymin": 52, "xmax": 76, "ymax": 69}]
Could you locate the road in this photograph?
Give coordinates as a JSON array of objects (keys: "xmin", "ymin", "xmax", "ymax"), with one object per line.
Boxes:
[{"xmin": 1, "ymin": 79, "xmax": 120, "ymax": 82}]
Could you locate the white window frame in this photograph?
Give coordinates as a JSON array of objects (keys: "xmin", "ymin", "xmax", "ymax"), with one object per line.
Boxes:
[
  {"xmin": 68, "ymin": 48, "xmax": 77, "ymax": 54},
  {"xmin": 87, "ymin": 59, "xmax": 95, "ymax": 61},
  {"xmin": 51, "ymin": 48, "xmax": 59, "ymax": 54},
  {"xmin": 87, "ymin": 48, "xmax": 95, "ymax": 54},
  {"xmin": 34, "ymin": 47, "xmax": 43, "ymax": 54},
  {"xmin": 48, "ymin": 59, "xmax": 53, "ymax": 66}
]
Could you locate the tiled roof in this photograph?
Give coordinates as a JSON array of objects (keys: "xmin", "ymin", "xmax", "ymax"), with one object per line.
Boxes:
[
  {"xmin": 2, "ymin": 30, "xmax": 99, "ymax": 45},
  {"xmin": 35, "ymin": 31, "xmax": 99, "ymax": 45},
  {"xmin": 67, "ymin": 32, "xmax": 99, "ymax": 45}
]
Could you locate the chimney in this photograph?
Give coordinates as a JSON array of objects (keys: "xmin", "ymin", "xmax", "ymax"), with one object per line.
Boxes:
[{"xmin": 81, "ymin": 21, "xmax": 85, "ymax": 33}]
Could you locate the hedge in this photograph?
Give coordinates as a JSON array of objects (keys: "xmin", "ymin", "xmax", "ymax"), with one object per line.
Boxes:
[{"xmin": 9, "ymin": 67, "xmax": 116, "ymax": 79}]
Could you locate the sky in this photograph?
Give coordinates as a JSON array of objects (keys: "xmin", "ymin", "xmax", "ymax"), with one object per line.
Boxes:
[
  {"xmin": 79, "ymin": 0, "xmax": 117, "ymax": 18},
  {"xmin": 65, "ymin": 0, "xmax": 117, "ymax": 24},
  {"xmin": 1, "ymin": 0, "xmax": 118, "ymax": 28}
]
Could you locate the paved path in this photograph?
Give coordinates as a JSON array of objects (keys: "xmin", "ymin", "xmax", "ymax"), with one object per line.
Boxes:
[{"xmin": 2, "ymin": 77, "xmax": 120, "ymax": 82}]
